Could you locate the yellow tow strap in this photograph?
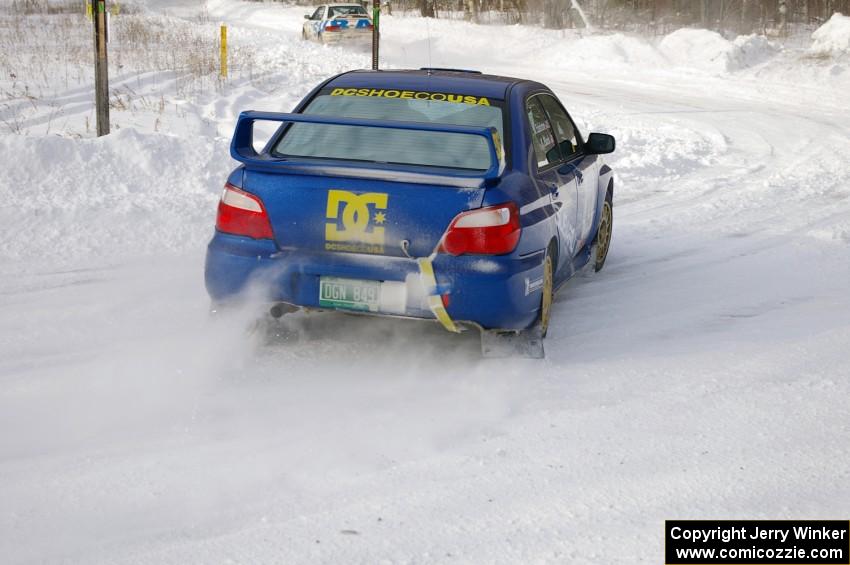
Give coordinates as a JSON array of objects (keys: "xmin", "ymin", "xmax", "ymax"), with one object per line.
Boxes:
[{"xmin": 417, "ymin": 257, "xmax": 460, "ymax": 333}]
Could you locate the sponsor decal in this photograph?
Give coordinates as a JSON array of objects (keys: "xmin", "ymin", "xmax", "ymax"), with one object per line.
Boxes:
[
  {"xmin": 325, "ymin": 189, "xmax": 388, "ymax": 254},
  {"xmin": 525, "ymin": 276, "xmax": 544, "ymax": 295},
  {"xmin": 329, "ymin": 87, "xmax": 492, "ymax": 106}
]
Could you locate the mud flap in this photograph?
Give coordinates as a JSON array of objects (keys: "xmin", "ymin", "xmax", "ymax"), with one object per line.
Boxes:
[{"xmin": 480, "ymin": 327, "xmax": 545, "ymax": 359}]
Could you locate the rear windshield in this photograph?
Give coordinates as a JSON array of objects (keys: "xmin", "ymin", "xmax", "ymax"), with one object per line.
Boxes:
[
  {"xmin": 328, "ymin": 5, "xmax": 368, "ymax": 17},
  {"xmin": 271, "ymin": 88, "xmax": 505, "ymax": 172}
]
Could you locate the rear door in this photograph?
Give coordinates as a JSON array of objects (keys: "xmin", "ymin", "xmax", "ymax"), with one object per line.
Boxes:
[
  {"xmin": 526, "ymin": 95, "xmax": 580, "ymax": 266},
  {"xmin": 538, "ymin": 94, "xmax": 599, "ymax": 250}
]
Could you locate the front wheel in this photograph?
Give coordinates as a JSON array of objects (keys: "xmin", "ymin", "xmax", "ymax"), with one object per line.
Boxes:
[{"xmin": 592, "ymin": 198, "xmax": 613, "ymax": 272}]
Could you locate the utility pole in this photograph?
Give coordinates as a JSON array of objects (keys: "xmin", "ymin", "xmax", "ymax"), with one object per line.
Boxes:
[
  {"xmin": 371, "ymin": 0, "xmax": 380, "ymax": 70},
  {"xmin": 93, "ymin": 0, "xmax": 109, "ymax": 136}
]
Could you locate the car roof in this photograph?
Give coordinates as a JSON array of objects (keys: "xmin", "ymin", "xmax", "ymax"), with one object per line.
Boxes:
[{"xmin": 326, "ymin": 69, "xmax": 539, "ymax": 101}]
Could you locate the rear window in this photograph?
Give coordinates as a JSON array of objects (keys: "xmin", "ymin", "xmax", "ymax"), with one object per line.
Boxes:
[
  {"xmin": 271, "ymin": 88, "xmax": 505, "ymax": 172},
  {"xmin": 328, "ymin": 5, "xmax": 368, "ymax": 17}
]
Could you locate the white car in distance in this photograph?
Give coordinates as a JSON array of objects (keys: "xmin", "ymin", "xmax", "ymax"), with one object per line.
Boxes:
[{"xmin": 302, "ymin": 4, "xmax": 374, "ymax": 44}]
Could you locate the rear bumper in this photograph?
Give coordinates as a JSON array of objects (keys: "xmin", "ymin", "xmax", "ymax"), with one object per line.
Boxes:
[{"xmin": 205, "ymin": 232, "xmax": 545, "ymax": 331}]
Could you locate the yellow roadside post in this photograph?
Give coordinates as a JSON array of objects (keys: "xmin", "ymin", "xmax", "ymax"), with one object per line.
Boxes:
[{"xmin": 220, "ymin": 23, "xmax": 228, "ymax": 78}]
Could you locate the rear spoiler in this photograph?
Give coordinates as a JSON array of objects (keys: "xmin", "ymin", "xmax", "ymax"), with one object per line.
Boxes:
[{"xmin": 230, "ymin": 111, "xmax": 504, "ymax": 185}]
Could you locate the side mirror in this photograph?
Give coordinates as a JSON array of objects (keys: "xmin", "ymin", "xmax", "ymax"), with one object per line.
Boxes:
[
  {"xmin": 585, "ymin": 132, "xmax": 615, "ymax": 155},
  {"xmin": 304, "ymin": 14, "xmax": 311, "ymax": 19}
]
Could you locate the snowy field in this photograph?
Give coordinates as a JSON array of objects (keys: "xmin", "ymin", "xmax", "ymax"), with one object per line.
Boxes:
[{"xmin": 1, "ymin": 2, "xmax": 850, "ymax": 563}]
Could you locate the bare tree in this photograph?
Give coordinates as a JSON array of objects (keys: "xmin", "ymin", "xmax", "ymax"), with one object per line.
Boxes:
[
  {"xmin": 464, "ymin": 0, "xmax": 480, "ymax": 22},
  {"xmin": 418, "ymin": 0, "xmax": 435, "ymax": 17}
]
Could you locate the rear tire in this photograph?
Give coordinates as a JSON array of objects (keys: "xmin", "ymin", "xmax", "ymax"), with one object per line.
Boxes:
[{"xmin": 592, "ymin": 197, "xmax": 613, "ymax": 272}]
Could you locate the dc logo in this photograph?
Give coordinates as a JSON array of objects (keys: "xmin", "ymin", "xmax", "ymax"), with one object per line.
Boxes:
[{"xmin": 325, "ymin": 190, "xmax": 388, "ymax": 253}]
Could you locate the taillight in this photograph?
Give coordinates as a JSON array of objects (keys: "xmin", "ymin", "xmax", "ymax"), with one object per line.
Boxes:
[
  {"xmin": 325, "ymin": 24, "xmax": 341, "ymax": 31},
  {"xmin": 439, "ymin": 202, "xmax": 521, "ymax": 256},
  {"xmin": 216, "ymin": 183, "xmax": 274, "ymax": 239}
]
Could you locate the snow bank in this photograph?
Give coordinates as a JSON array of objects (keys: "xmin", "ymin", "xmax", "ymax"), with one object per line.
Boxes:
[
  {"xmin": 608, "ymin": 120, "xmax": 727, "ymax": 183},
  {"xmin": 0, "ymin": 130, "xmax": 228, "ymax": 264},
  {"xmin": 567, "ymin": 33, "xmax": 668, "ymax": 68},
  {"xmin": 659, "ymin": 29, "xmax": 735, "ymax": 72},
  {"xmin": 383, "ymin": 16, "xmax": 781, "ymax": 75},
  {"xmin": 810, "ymin": 12, "xmax": 850, "ymax": 55},
  {"xmin": 659, "ymin": 28, "xmax": 777, "ymax": 73},
  {"xmin": 730, "ymin": 34, "xmax": 779, "ymax": 67},
  {"xmin": 393, "ymin": 18, "xmax": 782, "ymax": 76}
]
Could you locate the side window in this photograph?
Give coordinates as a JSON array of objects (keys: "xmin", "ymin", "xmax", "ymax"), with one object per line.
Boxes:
[
  {"xmin": 311, "ymin": 7, "xmax": 324, "ymax": 20},
  {"xmin": 539, "ymin": 94, "xmax": 580, "ymax": 159},
  {"xmin": 526, "ymin": 97, "xmax": 560, "ymax": 169}
]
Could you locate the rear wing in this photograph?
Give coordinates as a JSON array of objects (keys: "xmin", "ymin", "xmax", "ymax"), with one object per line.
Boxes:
[{"xmin": 230, "ymin": 111, "xmax": 504, "ymax": 186}]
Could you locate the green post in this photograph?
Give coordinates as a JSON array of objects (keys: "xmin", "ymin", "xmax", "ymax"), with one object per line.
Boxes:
[{"xmin": 371, "ymin": 1, "xmax": 380, "ymax": 70}]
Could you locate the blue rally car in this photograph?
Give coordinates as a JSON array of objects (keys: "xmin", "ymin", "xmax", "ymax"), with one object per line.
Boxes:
[{"xmin": 205, "ymin": 69, "xmax": 615, "ymax": 356}]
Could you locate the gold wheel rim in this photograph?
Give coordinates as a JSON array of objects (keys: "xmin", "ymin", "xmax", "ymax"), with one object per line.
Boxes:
[
  {"xmin": 597, "ymin": 201, "xmax": 612, "ymax": 264},
  {"xmin": 540, "ymin": 254, "xmax": 553, "ymax": 335}
]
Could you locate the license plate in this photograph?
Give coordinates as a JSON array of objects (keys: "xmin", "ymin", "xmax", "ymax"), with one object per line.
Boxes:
[{"xmin": 319, "ymin": 277, "xmax": 381, "ymax": 312}]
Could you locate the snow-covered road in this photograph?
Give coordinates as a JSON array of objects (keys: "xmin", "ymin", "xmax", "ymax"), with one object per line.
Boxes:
[{"xmin": 1, "ymin": 3, "xmax": 849, "ymax": 563}]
